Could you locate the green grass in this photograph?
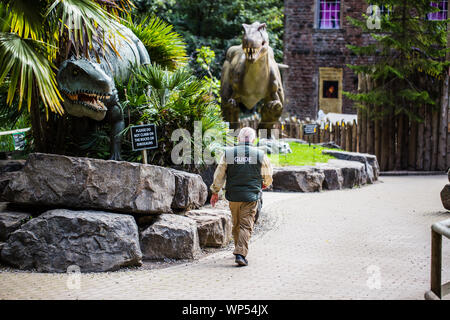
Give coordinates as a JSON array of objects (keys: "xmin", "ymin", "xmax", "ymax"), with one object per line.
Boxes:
[{"xmin": 268, "ymin": 142, "xmax": 339, "ymax": 167}]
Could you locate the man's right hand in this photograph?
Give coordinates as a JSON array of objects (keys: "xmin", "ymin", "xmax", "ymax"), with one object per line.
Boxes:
[{"xmin": 211, "ymin": 193, "xmax": 219, "ymax": 207}]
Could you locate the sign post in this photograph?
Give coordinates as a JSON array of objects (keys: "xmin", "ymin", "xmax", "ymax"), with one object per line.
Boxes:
[
  {"xmin": 130, "ymin": 123, "xmax": 158, "ymax": 164},
  {"xmin": 303, "ymin": 124, "xmax": 318, "ymax": 147}
]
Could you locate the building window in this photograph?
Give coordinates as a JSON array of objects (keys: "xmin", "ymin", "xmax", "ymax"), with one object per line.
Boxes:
[
  {"xmin": 427, "ymin": 1, "xmax": 448, "ymax": 21},
  {"xmin": 323, "ymin": 81, "xmax": 339, "ymax": 99},
  {"xmin": 319, "ymin": 0, "xmax": 341, "ymax": 29}
]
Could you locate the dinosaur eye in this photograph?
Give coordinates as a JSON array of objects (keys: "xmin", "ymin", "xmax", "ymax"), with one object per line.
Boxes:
[{"xmin": 73, "ymin": 69, "xmax": 78, "ymax": 76}]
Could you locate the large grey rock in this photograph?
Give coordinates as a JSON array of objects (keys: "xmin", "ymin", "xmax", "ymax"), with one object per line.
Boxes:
[
  {"xmin": 0, "ymin": 209, "xmax": 142, "ymax": 272},
  {"xmin": 272, "ymin": 166, "xmax": 325, "ymax": 192},
  {"xmin": 2, "ymin": 153, "xmax": 175, "ymax": 214},
  {"xmin": 170, "ymin": 169, "xmax": 207, "ymax": 211},
  {"xmin": 185, "ymin": 209, "xmax": 232, "ymax": 247},
  {"xmin": 441, "ymin": 184, "xmax": 450, "ymax": 210},
  {"xmin": 0, "ymin": 211, "xmax": 31, "ymax": 241},
  {"xmin": 315, "ymin": 164, "xmax": 344, "ymax": 190},
  {"xmin": 140, "ymin": 214, "xmax": 201, "ymax": 260},
  {"xmin": 327, "ymin": 159, "xmax": 366, "ymax": 188},
  {"xmin": 322, "ymin": 150, "xmax": 379, "ymax": 182}
]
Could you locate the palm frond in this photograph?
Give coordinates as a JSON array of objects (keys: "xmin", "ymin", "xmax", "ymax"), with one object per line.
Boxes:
[
  {"xmin": 0, "ymin": 32, "xmax": 63, "ymax": 115},
  {"xmin": 124, "ymin": 15, "xmax": 187, "ymax": 70},
  {"xmin": 2, "ymin": 0, "xmax": 45, "ymax": 39}
]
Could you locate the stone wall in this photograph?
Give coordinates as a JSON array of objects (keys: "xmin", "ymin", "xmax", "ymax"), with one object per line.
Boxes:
[{"xmin": 283, "ymin": 0, "xmax": 375, "ymax": 119}]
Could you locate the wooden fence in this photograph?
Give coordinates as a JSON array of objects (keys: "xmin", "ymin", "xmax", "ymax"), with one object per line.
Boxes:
[
  {"xmin": 239, "ymin": 107, "xmax": 449, "ymax": 172},
  {"xmin": 239, "ymin": 115, "xmax": 360, "ymax": 152}
]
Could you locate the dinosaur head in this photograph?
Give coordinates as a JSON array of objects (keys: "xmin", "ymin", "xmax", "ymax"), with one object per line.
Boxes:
[
  {"xmin": 242, "ymin": 22, "xmax": 269, "ymax": 63},
  {"xmin": 57, "ymin": 58, "xmax": 113, "ymax": 121}
]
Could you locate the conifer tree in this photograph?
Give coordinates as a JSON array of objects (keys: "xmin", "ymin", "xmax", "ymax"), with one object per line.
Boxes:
[{"xmin": 345, "ymin": 0, "xmax": 448, "ymax": 121}]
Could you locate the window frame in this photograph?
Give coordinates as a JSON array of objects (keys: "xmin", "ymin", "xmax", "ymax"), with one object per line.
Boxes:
[
  {"xmin": 316, "ymin": 0, "xmax": 342, "ymax": 30},
  {"xmin": 427, "ymin": 1, "xmax": 448, "ymax": 21}
]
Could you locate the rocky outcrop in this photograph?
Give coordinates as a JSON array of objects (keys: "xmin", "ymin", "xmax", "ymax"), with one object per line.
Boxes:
[
  {"xmin": 327, "ymin": 159, "xmax": 367, "ymax": 188},
  {"xmin": 441, "ymin": 184, "xmax": 450, "ymax": 210},
  {"xmin": 0, "ymin": 209, "xmax": 142, "ymax": 272},
  {"xmin": 2, "ymin": 153, "xmax": 175, "ymax": 214},
  {"xmin": 322, "ymin": 150, "xmax": 379, "ymax": 182},
  {"xmin": 271, "ymin": 156, "xmax": 375, "ymax": 192},
  {"xmin": 272, "ymin": 166, "xmax": 325, "ymax": 192},
  {"xmin": 170, "ymin": 169, "xmax": 208, "ymax": 211},
  {"xmin": 315, "ymin": 164, "xmax": 343, "ymax": 190},
  {"xmin": 185, "ymin": 209, "xmax": 232, "ymax": 247},
  {"xmin": 0, "ymin": 211, "xmax": 31, "ymax": 241},
  {"xmin": 140, "ymin": 214, "xmax": 201, "ymax": 260}
]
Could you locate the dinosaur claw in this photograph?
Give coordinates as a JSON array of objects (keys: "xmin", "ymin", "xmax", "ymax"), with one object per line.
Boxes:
[
  {"xmin": 109, "ymin": 152, "xmax": 122, "ymax": 161},
  {"xmin": 228, "ymin": 98, "xmax": 238, "ymax": 108}
]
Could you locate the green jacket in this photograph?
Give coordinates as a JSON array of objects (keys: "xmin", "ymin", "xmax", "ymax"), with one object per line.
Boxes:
[{"xmin": 224, "ymin": 143, "xmax": 264, "ymax": 202}]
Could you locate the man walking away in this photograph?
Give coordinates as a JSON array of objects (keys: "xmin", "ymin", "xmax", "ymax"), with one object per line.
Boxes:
[{"xmin": 210, "ymin": 127, "xmax": 273, "ymax": 267}]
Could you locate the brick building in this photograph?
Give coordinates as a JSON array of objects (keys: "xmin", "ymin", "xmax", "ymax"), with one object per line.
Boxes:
[
  {"xmin": 283, "ymin": 0, "xmax": 376, "ymax": 120},
  {"xmin": 283, "ymin": 0, "xmax": 448, "ymax": 120}
]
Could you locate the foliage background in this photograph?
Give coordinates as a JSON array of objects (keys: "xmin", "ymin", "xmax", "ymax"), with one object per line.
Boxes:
[{"xmin": 133, "ymin": 0, "xmax": 285, "ymax": 78}]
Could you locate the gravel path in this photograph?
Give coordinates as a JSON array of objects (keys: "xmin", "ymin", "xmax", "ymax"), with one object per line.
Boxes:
[{"xmin": 0, "ymin": 175, "xmax": 449, "ymax": 300}]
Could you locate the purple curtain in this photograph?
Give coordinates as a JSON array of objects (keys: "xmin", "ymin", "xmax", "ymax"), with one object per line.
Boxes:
[
  {"xmin": 320, "ymin": 1, "xmax": 340, "ymax": 29},
  {"xmin": 428, "ymin": 1, "xmax": 447, "ymax": 20}
]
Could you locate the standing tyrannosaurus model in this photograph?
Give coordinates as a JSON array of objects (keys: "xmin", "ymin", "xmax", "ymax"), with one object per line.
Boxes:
[
  {"xmin": 220, "ymin": 21, "xmax": 286, "ymax": 134},
  {"xmin": 57, "ymin": 25, "xmax": 150, "ymax": 160}
]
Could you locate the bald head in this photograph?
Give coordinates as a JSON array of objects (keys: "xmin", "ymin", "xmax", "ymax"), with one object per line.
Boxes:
[{"xmin": 238, "ymin": 127, "xmax": 256, "ymax": 143}]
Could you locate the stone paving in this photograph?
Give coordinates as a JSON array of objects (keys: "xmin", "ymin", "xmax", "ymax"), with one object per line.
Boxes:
[{"xmin": 0, "ymin": 175, "xmax": 449, "ymax": 300}]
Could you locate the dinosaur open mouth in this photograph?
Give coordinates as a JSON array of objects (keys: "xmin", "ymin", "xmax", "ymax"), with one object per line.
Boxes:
[
  {"xmin": 243, "ymin": 47, "xmax": 262, "ymax": 61},
  {"xmin": 62, "ymin": 90, "xmax": 110, "ymax": 112}
]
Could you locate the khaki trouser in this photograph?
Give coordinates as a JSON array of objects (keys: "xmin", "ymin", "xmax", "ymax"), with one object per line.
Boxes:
[{"xmin": 229, "ymin": 201, "xmax": 258, "ymax": 257}]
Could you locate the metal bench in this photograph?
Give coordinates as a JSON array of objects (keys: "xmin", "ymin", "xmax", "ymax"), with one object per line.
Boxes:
[{"xmin": 425, "ymin": 218, "xmax": 450, "ymax": 300}]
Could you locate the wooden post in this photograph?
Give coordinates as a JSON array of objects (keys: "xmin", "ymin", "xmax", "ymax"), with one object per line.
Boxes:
[
  {"xmin": 330, "ymin": 123, "xmax": 335, "ymax": 144},
  {"xmin": 409, "ymin": 117, "xmax": 418, "ymax": 170},
  {"xmin": 424, "ymin": 106, "xmax": 432, "ymax": 171},
  {"xmin": 374, "ymin": 105, "xmax": 381, "ymax": 162},
  {"xmin": 381, "ymin": 113, "xmax": 390, "ymax": 171},
  {"xmin": 299, "ymin": 121, "xmax": 304, "ymax": 140},
  {"xmin": 346, "ymin": 123, "xmax": 351, "ymax": 151},
  {"xmin": 139, "ymin": 122, "xmax": 148, "ymax": 165},
  {"xmin": 416, "ymin": 107, "xmax": 425, "ymax": 171},
  {"xmin": 352, "ymin": 120, "xmax": 357, "ymax": 152},
  {"xmin": 430, "ymin": 230, "xmax": 442, "ymax": 299},
  {"xmin": 340, "ymin": 122, "xmax": 346, "ymax": 150},
  {"xmin": 396, "ymin": 114, "xmax": 404, "ymax": 170},
  {"xmin": 335, "ymin": 122, "xmax": 340, "ymax": 147},
  {"xmin": 360, "ymin": 109, "xmax": 367, "ymax": 154},
  {"xmin": 401, "ymin": 114, "xmax": 409, "ymax": 170},
  {"xmin": 431, "ymin": 110, "xmax": 439, "ymax": 171},
  {"xmin": 438, "ymin": 72, "xmax": 449, "ymax": 171}
]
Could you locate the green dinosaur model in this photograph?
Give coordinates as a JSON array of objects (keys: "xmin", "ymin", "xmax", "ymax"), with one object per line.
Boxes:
[
  {"xmin": 57, "ymin": 25, "xmax": 150, "ymax": 160},
  {"xmin": 220, "ymin": 21, "xmax": 286, "ymax": 134}
]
